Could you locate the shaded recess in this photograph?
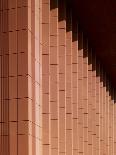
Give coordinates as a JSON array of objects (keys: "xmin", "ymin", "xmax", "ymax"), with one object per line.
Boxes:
[{"xmin": 68, "ymin": 0, "xmax": 116, "ymax": 87}]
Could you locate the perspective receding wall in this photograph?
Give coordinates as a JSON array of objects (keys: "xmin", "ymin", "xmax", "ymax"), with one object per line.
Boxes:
[{"xmin": 0, "ymin": 0, "xmax": 116, "ymax": 155}]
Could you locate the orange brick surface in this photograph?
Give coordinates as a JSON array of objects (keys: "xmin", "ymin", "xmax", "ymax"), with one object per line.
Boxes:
[{"xmin": 0, "ymin": 0, "xmax": 116, "ymax": 155}]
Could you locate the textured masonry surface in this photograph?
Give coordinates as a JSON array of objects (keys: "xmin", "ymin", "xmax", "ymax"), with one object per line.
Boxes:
[{"xmin": 0, "ymin": 0, "xmax": 116, "ymax": 155}]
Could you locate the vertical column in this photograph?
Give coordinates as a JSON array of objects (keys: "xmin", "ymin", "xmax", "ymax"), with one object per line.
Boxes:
[
  {"xmin": 31, "ymin": 0, "xmax": 36, "ymax": 154},
  {"xmin": 35, "ymin": 0, "xmax": 40, "ymax": 154},
  {"xmin": 109, "ymin": 83, "xmax": 112, "ymax": 155},
  {"xmin": 8, "ymin": 0, "xmax": 17, "ymax": 154},
  {"xmin": 58, "ymin": 0, "xmax": 66, "ymax": 154},
  {"xmin": 41, "ymin": 0, "xmax": 50, "ymax": 154},
  {"xmin": 17, "ymin": 0, "xmax": 33, "ymax": 155},
  {"xmin": 78, "ymin": 28, "xmax": 84, "ymax": 154},
  {"xmin": 0, "ymin": 1, "xmax": 9, "ymax": 154},
  {"xmin": 114, "ymin": 90, "xmax": 116, "ymax": 154},
  {"xmin": 8, "ymin": 0, "xmax": 33, "ymax": 155},
  {"xmin": 83, "ymin": 38, "xmax": 88, "ymax": 154},
  {"xmin": 110, "ymin": 87, "xmax": 114, "ymax": 155},
  {"xmin": 0, "ymin": 19, "xmax": 1, "ymax": 152},
  {"xmin": 91, "ymin": 53, "xmax": 96, "ymax": 155},
  {"xmin": 100, "ymin": 66, "xmax": 103, "ymax": 155},
  {"xmin": 39, "ymin": 0, "xmax": 42, "ymax": 154},
  {"xmin": 96, "ymin": 62, "xmax": 100, "ymax": 155},
  {"xmin": 88, "ymin": 48, "xmax": 92, "ymax": 155},
  {"xmin": 112, "ymin": 88, "xmax": 114, "ymax": 155},
  {"xmin": 102, "ymin": 71, "xmax": 106, "ymax": 154},
  {"xmin": 106, "ymin": 79, "xmax": 110, "ymax": 155},
  {"xmin": 72, "ymin": 18, "xmax": 78, "ymax": 155},
  {"xmin": 66, "ymin": 5, "xmax": 72, "ymax": 155},
  {"xmin": 50, "ymin": 0, "xmax": 58, "ymax": 155}
]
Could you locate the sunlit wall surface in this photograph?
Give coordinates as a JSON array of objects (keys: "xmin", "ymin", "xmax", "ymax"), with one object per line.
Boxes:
[{"xmin": 0, "ymin": 0, "xmax": 116, "ymax": 155}]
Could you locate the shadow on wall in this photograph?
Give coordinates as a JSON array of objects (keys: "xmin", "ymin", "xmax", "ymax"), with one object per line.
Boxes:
[{"xmin": 46, "ymin": 0, "xmax": 116, "ymax": 154}]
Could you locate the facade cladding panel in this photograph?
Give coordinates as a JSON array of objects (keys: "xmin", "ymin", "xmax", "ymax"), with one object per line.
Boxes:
[{"xmin": 0, "ymin": 0, "xmax": 116, "ymax": 155}]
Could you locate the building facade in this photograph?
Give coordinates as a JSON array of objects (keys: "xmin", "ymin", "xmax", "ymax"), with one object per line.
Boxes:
[{"xmin": 0, "ymin": 0, "xmax": 116, "ymax": 155}]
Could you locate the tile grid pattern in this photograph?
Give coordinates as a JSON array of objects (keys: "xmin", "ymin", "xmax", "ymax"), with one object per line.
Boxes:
[{"xmin": 0, "ymin": 0, "xmax": 116, "ymax": 155}]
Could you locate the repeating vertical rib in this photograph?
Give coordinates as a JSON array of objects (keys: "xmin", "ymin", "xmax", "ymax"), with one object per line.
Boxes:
[
  {"xmin": 91, "ymin": 53, "xmax": 96, "ymax": 155},
  {"xmin": 0, "ymin": 1, "xmax": 116, "ymax": 155},
  {"xmin": 103, "ymin": 72, "xmax": 107, "ymax": 155},
  {"xmin": 41, "ymin": 0, "xmax": 50, "ymax": 154},
  {"xmin": 109, "ymin": 82, "xmax": 112, "ymax": 155},
  {"xmin": 58, "ymin": 0, "xmax": 66, "ymax": 154},
  {"xmin": 50, "ymin": 0, "xmax": 58, "ymax": 154},
  {"xmin": 83, "ymin": 38, "xmax": 88, "ymax": 155},
  {"xmin": 66, "ymin": 5, "xmax": 72, "ymax": 155},
  {"xmin": 96, "ymin": 62, "xmax": 100, "ymax": 155},
  {"xmin": 88, "ymin": 48, "xmax": 92, "ymax": 155},
  {"xmin": 106, "ymin": 77, "xmax": 109, "ymax": 155},
  {"xmin": 114, "ymin": 91, "xmax": 116, "ymax": 154},
  {"xmin": 78, "ymin": 28, "xmax": 84, "ymax": 154},
  {"xmin": 72, "ymin": 17, "xmax": 78, "ymax": 155}
]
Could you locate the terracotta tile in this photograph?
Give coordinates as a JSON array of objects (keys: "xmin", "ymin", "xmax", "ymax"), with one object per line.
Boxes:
[
  {"xmin": 1, "ymin": 33, "xmax": 9, "ymax": 54},
  {"xmin": 9, "ymin": 31, "xmax": 17, "ymax": 54},
  {"xmin": 18, "ymin": 135, "xmax": 29, "ymax": 155},
  {"xmin": 9, "ymin": 77, "xmax": 17, "ymax": 99},
  {"xmin": 59, "ymin": 29, "xmax": 66, "ymax": 45},
  {"xmin": 58, "ymin": 20, "xmax": 66, "ymax": 29},
  {"xmin": 18, "ymin": 76, "xmax": 28, "ymax": 98},
  {"xmin": 35, "ymin": 61, "xmax": 40, "ymax": 82},
  {"xmin": 35, "ymin": 83, "xmax": 39, "ymax": 104},
  {"xmin": 59, "ymin": 56, "xmax": 65, "ymax": 74},
  {"xmin": 59, "ymin": 74, "xmax": 65, "ymax": 90},
  {"xmin": 2, "ymin": 10, "xmax": 8, "ymax": 33},
  {"xmin": 42, "ymin": 0, "xmax": 50, "ymax": 3},
  {"xmin": 9, "ymin": 122, "xmax": 17, "ymax": 135},
  {"xmin": 1, "ymin": 136, "xmax": 9, "ymax": 154},
  {"xmin": 28, "ymin": 76, "xmax": 32, "ymax": 99},
  {"xmin": 42, "ymin": 55, "xmax": 49, "ymax": 75},
  {"xmin": 3, "ymin": 77, "xmax": 9, "ymax": 99},
  {"xmin": 3, "ymin": 54, "xmax": 9, "ymax": 77},
  {"xmin": 2, "ymin": 0, "xmax": 8, "ymax": 10},
  {"xmin": 42, "ymin": 3, "xmax": 49, "ymax": 23},
  {"xmin": 28, "ymin": 135, "xmax": 32, "ymax": 155},
  {"xmin": 18, "ymin": 52, "xmax": 28, "ymax": 76},
  {"xmin": 9, "ymin": 53, "xmax": 17, "ymax": 77},
  {"xmin": 50, "ymin": 17, "xmax": 58, "ymax": 35},
  {"xmin": 50, "ymin": 101, "xmax": 58, "ymax": 119},
  {"xmin": 42, "ymin": 145, "xmax": 50, "ymax": 155},
  {"xmin": 18, "ymin": 121, "xmax": 31, "ymax": 135},
  {"xmin": 18, "ymin": 98, "xmax": 29, "ymax": 121},
  {"xmin": 2, "ymin": 123, "xmax": 9, "ymax": 135},
  {"xmin": 9, "ymin": 133, "xmax": 17, "ymax": 155},
  {"xmin": 66, "ymin": 114, "xmax": 72, "ymax": 130},
  {"xmin": 50, "ymin": 47, "xmax": 57, "ymax": 64},
  {"xmin": 8, "ymin": 0, "xmax": 16, "ymax": 9},
  {"xmin": 59, "ymin": 90, "xmax": 65, "ymax": 107},
  {"xmin": 17, "ymin": 0, "xmax": 28, "ymax": 7},
  {"xmin": 8, "ymin": 9, "xmax": 17, "ymax": 31},
  {"xmin": 17, "ymin": 7, "xmax": 28, "ymax": 30},
  {"xmin": 42, "ymin": 24, "xmax": 49, "ymax": 54},
  {"xmin": 50, "ymin": 83, "xmax": 57, "ymax": 102},
  {"xmin": 42, "ymin": 114, "xmax": 50, "ymax": 144},
  {"xmin": 42, "ymin": 94, "xmax": 49, "ymax": 113},
  {"xmin": 2, "ymin": 99, "xmax": 9, "ymax": 122},
  {"xmin": 51, "ymin": 120, "xmax": 58, "ymax": 138},
  {"xmin": 66, "ymin": 130, "xmax": 72, "ymax": 155},
  {"xmin": 42, "ymin": 75, "xmax": 49, "ymax": 94},
  {"xmin": 0, "ymin": 99, "xmax": 1, "ymax": 123},
  {"xmin": 9, "ymin": 99, "xmax": 17, "ymax": 121},
  {"xmin": 18, "ymin": 30, "xmax": 28, "ymax": 53}
]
